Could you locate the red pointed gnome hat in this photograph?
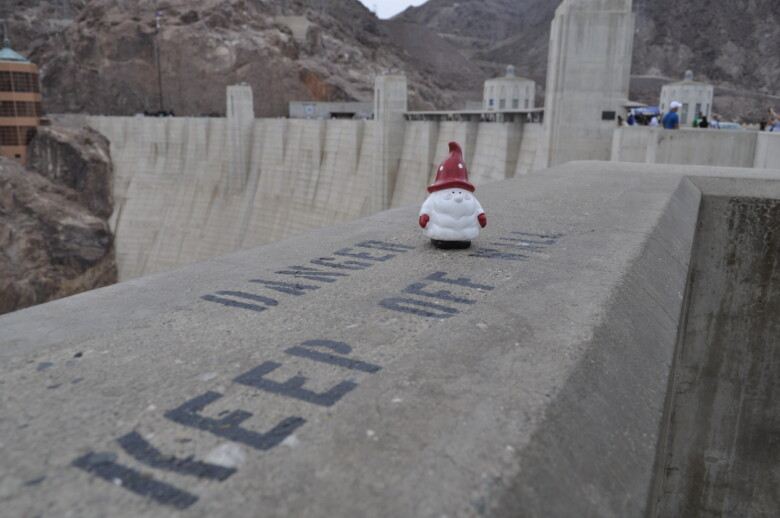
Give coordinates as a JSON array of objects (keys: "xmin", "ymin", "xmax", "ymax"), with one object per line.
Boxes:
[{"xmin": 428, "ymin": 141, "xmax": 475, "ymax": 193}]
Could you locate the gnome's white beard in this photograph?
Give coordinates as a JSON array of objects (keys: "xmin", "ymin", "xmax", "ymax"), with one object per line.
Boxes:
[{"xmin": 420, "ymin": 189, "xmax": 484, "ymax": 241}]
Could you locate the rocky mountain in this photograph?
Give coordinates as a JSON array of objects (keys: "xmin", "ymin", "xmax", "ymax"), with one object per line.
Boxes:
[
  {"xmin": 0, "ymin": 0, "xmax": 777, "ymax": 120},
  {"xmin": 396, "ymin": 0, "xmax": 780, "ymax": 121},
  {"xmin": 1, "ymin": 0, "xmax": 483, "ymax": 116},
  {"xmin": 0, "ymin": 126, "xmax": 117, "ymax": 315}
]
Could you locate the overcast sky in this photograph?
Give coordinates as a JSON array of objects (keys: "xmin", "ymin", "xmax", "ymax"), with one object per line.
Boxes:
[{"xmin": 356, "ymin": 0, "xmax": 428, "ymax": 19}]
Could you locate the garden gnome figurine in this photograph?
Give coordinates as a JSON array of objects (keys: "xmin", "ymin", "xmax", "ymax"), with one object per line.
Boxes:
[{"xmin": 419, "ymin": 142, "xmax": 487, "ymax": 249}]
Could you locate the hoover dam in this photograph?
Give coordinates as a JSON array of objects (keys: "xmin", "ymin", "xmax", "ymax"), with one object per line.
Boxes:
[{"xmin": 2, "ymin": 0, "xmax": 779, "ymax": 516}]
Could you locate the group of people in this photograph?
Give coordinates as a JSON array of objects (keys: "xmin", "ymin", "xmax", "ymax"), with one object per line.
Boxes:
[
  {"xmin": 661, "ymin": 104, "xmax": 780, "ymax": 131},
  {"xmin": 618, "ymin": 112, "xmax": 659, "ymax": 127},
  {"xmin": 143, "ymin": 110, "xmax": 176, "ymax": 117},
  {"xmin": 691, "ymin": 112, "xmax": 719, "ymax": 128},
  {"xmin": 660, "ymin": 102, "xmax": 721, "ymax": 130}
]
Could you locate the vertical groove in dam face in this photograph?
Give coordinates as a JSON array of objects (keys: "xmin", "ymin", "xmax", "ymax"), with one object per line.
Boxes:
[{"xmin": 658, "ymin": 195, "xmax": 780, "ymax": 517}]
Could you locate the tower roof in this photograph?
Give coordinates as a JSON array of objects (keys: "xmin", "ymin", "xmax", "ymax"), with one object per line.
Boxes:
[
  {"xmin": 0, "ymin": 25, "xmax": 29, "ymax": 63},
  {"xmin": 0, "ymin": 45, "xmax": 29, "ymax": 63}
]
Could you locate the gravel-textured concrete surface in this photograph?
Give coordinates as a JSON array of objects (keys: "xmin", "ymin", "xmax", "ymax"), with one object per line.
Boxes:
[{"xmin": 2, "ymin": 162, "xmax": 779, "ymax": 517}]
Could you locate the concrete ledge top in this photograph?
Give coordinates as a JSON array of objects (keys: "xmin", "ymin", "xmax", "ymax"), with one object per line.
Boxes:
[{"xmin": 2, "ymin": 162, "xmax": 780, "ymax": 517}]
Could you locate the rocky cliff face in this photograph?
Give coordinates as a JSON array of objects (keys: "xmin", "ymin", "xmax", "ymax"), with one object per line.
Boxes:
[
  {"xmin": 0, "ymin": 126, "xmax": 117, "ymax": 315},
  {"xmin": 3, "ymin": 0, "xmax": 482, "ymax": 116},
  {"xmin": 27, "ymin": 126, "xmax": 114, "ymax": 219},
  {"xmin": 1, "ymin": 0, "xmax": 776, "ymax": 120}
]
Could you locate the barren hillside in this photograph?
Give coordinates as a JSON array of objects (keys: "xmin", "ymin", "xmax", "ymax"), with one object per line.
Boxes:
[
  {"xmin": 1, "ymin": 0, "xmax": 778, "ymax": 120},
  {"xmin": 396, "ymin": 0, "xmax": 780, "ymax": 121},
  {"xmin": 1, "ymin": 0, "xmax": 483, "ymax": 116}
]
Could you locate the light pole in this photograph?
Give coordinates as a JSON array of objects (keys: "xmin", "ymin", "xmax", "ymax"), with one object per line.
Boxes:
[{"xmin": 154, "ymin": 11, "xmax": 164, "ymax": 114}]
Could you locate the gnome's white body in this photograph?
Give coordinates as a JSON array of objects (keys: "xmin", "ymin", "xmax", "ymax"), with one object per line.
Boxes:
[
  {"xmin": 419, "ymin": 189, "xmax": 484, "ymax": 241},
  {"xmin": 419, "ymin": 141, "xmax": 487, "ymax": 246}
]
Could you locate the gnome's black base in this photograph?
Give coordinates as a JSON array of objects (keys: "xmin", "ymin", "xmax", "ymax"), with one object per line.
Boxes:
[{"xmin": 431, "ymin": 239, "xmax": 471, "ymax": 249}]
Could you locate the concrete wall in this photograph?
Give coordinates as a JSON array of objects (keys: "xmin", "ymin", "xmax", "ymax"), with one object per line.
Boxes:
[
  {"xmin": 89, "ymin": 116, "xmax": 540, "ymax": 281},
  {"xmin": 651, "ymin": 182, "xmax": 780, "ymax": 517},
  {"xmin": 754, "ymin": 132, "xmax": 780, "ymax": 169},
  {"xmin": 611, "ymin": 126, "xmax": 780, "ymax": 168},
  {"xmin": 6, "ymin": 162, "xmax": 780, "ymax": 517},
  {"xmin": 537, "ymin": 0, "xmax": 635, "ymax": 169}
]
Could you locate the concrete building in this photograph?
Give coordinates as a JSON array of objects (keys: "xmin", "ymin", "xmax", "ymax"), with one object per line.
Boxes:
[
  {"xmin": 659, "ymin": 70, "xmax": 715, "ymax": 125},
  {"xmin": 0, "ymin": 34, "xmax": 42, "ymax": 163},
  {"xmin": 536, "ymin": 0, "xmax": 635, "ymax": 169},
  {"xmin": 289, "ymin": 101, "xmax": 373, "ymax": 119},
  {"xmin": 483, "ymin": 65, "xmax": 535, "ymax": 112}
]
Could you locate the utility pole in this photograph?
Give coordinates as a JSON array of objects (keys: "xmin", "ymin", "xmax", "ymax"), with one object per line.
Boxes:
[{"xmin": 154, "ymin": 11, "xmax": 164, "ymax": 113}]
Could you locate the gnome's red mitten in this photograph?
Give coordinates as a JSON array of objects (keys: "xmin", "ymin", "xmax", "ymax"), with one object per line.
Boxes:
[
  {"xmin": 419, "ymin": 214, "xmax": 430, "ymax": 228},
  {"xmin": 478, "ymin": 213, "xmax": 487, "ymax": 228}
]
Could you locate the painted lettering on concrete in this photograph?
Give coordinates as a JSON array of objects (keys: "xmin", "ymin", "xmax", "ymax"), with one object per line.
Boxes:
[
  {"xmin": 72, "ymin": 452, "xmax": 199, "ymax": 510},
  {"xmin": 470, "ymin": 231, "xmax": 564, "ymax": 261},
  {"xmin": 379, "ymin": 231, "xmax": 563, "ymax": 318},
  {"xmin": 380, "ymin": 271, "xmax": 495, "ymax": 319},
  {"xmin": 284, "ymin": 340, "xmax": 381, "ymax": 373},
  {"xmin": 202, "ymin": 240, "xmax": 414, "ymax": 312},
  {"xmin": 117, "ymin": 431, "xmax": 236, "ymax": 481},
  {"xmin": 71, "ymin": 232, "xmax": 561, "ymax": 507},
  {"xmin": 72, "ymin": 339, "xmax": 381, "ymax": 509},
  {"xmin": 164, "ymin": 391, "xmax": 307, "ymax": 451},
  {"xmin": 235, "ymin": 362, "xmax": 357, "ymax": 407}
]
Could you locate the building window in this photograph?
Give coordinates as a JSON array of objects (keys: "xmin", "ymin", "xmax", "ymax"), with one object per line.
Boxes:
[
  {"xmin": 695, "ymin": 103, "xmax": 702, "ymax": 117},
  {"xmin": 0, "ymin": 101, "xmax": 15, "ymax": 117},
  {"xmin": 30, "ymin": 73, "xmax": 40, "ymax": 93},
  {"xmin": 681, "ymin": 103, "xmax": 689, "ymax": 124},
  {"xmin": 601, "ymin": 111, "xmax": 616, "ymax": 121},
  {"xmin": 22, "ymin": 102, "xmax": 40, "ymax": 117},
  {"xmin": 0, "ymin": 71, "xmax": 11, "ymax": 92},
  {"xmin": 512, "ymin": 99, "xmax": 519, "ymax": 109},
  {"xmin": 0, "ymin": 126, "xmax": 20, "ymax": 145},
  {"xmin": 0, "ymin": 101, "xmax": 43, "ymax": 118},
  {"xmin": 525, "ymin": 99, "xmax": 529, "ymax": 109},
  {"xmin": 11, "ymin": 72, "xmax": 30, "ymax": 92},
  {"xmin": 499, "ymin": 99, "xmax": 506, "ymax": 109},
  {"xmin": 489, "ymin": 99, "xmax": 494, "ymax": 106}
]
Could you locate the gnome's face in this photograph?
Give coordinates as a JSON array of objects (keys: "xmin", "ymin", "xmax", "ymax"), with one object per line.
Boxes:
[{"xmin": 430, "ymin": 188, "xmax": 479, "ymax": 218}]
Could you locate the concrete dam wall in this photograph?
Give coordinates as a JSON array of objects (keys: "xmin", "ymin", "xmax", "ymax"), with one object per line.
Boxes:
[
  {"xmin": 611, "ymin": 126, "xmax": 780, "ymax": 168},
  {"xmin": 3, "ymin": 162, "xmax": 780, "ymax": 516},
  {"xmin": 652, "ymin": 180, "xmax": 780, "ymax": 517},
  {"xmin": 88, "ymin": 116, "xmax": 541, "ymax": 281}
]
